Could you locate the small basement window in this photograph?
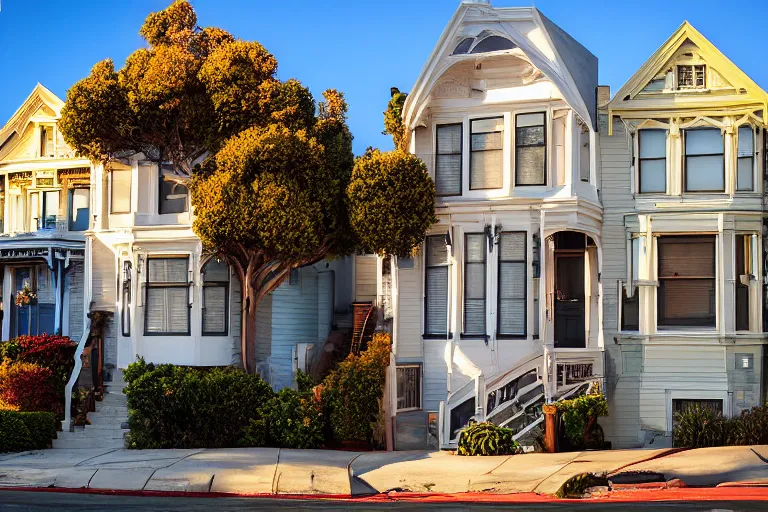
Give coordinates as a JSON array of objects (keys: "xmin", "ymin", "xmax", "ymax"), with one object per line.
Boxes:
[{"xmin": 396, "ymin": 365, "xmax": 421, "ymax": 411}]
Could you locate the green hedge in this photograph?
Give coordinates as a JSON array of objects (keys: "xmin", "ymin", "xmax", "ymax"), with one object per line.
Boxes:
[
  {"xmin": 124, "ymin": 333, "xmax": 393, "ymax": 450},
  {"xmin": 0, "ymin": 411, "xmax": 57, "ymax": 452},
  {"xmin": 555, "ymin": 392, "xmax": 608, "ymax": 451},
  {"xmin": 673, "ymin": 404, "xmax": 768, "ymax": 448},
  {"xmin": 124, "ymin": 360, "xmax": 273, "ymax": 449},
  {"xmin": 457, "ymin": 422, "xmax": 521, "ymax": 456}
]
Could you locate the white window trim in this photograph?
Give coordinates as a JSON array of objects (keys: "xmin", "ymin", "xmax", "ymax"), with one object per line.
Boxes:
[
  {"xmin": 396, "ymin": 364, "xmax": 422, "ymax": 413},
  {"xmin": 665, "ymin": 389, "xmax": 730, "ymax": 434}
]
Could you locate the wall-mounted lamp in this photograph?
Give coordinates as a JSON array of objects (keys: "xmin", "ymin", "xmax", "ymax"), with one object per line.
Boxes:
[{"xmin": 444, "ymin": 231, "xmax": 452, "ymax": 250}]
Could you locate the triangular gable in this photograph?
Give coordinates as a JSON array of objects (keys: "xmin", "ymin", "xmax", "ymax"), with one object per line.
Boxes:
[
  {"xmin": 610, "ymin": 21, "xmax": 768, "ymax": 106},
  {"xmin": 0, "ymin": 84, "xmax": 64, "ymax": 155},
  {"xmin": 403, "ymin": 4, "xmax": 598, "ymax": 133}
]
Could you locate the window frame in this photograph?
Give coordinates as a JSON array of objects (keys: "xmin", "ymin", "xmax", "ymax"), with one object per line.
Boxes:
[
  {"xmin": 496, "ymin": 231, "xmax": 527, "ymax": 338},
  {"xmin": 435, "ymin": 122, "xmax": 463, "ymax": 197},
  {"xmin": 737, "ymin": 125, "xmax": 755, "ymax": 192},
  {"xmin": 514, "ymin": 111, "xmax": 547, "ymax": 186},
  {"xmin": 110, "ymin": 169, "xmax": 132, "ymax": 214},
  {"xmin": 396, "ymin": 364, "xmax": 422, "ymax": 412},
  {"xmin": 683, "ymin": 128, "xmax": 725, "ymax": 193},
  {"xmin": 158, "ymin": 169, "xmax": 189, "ymax": 215},
  {"xmin": 657, "ymin": 235, "xmax": 716, "ymax": 328},
  {"xmin": 201, "ymin": 259, "xmax": 230, "ymax": 337},
  {"xmin": 677, "ymin": 64, "xmax": 706, "ymax": 89},
  {"xmin": 143, "ymin": 256, "xmax": 191, "ymax": 336},
  {"xmin": 67, "ymin": 187, "xmax": 90, "ymax": 232},
  {"xmin": 462, "ymin": 233, "xmax": 487, "ymax": 337},
  {"xmin": 121, "ymin": 261, "xmax": 132, "ymax": 337},
  {"xmin": 423, "ymin": 234, "xmax": 450, "ymax": 338},
  {"xmin": 469, "ymin": 116, "xmax": 504, "ymax": 191},
  {"xmin": 637, "ymin": 129, "xmax": 667, "ymax": 194}
]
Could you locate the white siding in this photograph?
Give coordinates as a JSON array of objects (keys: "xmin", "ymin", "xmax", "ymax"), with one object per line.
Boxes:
[
  {"xmin": 423, "ymin": 339, "xmax": 449, "ymax": 412},
  {"xmin": 229, "ymin": 272, "xmax": 243, "ymax": 366},
  {"xmin": 396, "ymin": 260, "xmax": 422, "ymax": 360},
  {"xmin": 66, "ymin": 262, "xmax": 84, "ymax": 341},
  {"xmin": 255, "ymin": 293, "xmax": 272, "ymax": 363},
  {"xmin": 91, "ymin": 236, "xmax": 116, "ymax": 309},
  {"xmin": 268, "ymin": 268, "xmax": 319, "ymax": 390},
  {"xmin": 355, "ymin": 255, "xmax": 377, "ymax": 303}
]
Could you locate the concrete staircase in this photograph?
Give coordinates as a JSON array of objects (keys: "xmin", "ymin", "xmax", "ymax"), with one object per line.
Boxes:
[{"xmin": 53, "ymin": 371, "xmax": 129, "ymax": 450}]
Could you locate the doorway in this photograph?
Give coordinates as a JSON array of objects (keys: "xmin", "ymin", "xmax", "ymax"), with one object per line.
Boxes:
[{"xmin": 552, "ymin": 232, "xmax": 590, "ymax": 348}]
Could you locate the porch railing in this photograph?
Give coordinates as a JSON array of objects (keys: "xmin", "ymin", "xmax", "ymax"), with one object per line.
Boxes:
[{"xmin": 62, "ymin": 317, "xmax": 92, "ymax": 431}]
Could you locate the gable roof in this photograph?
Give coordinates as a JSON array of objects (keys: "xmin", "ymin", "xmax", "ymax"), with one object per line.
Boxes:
[
  {"xmin": 609, "ymin": 21, "xmax": 768, "ymax": 110},
  {"xmin": 402, "ymin": 3, "xmax": 598, "ymax": 131},
  {"xmin": 0, "ymin": 84, "xmax": 64, "ymax": 153}
]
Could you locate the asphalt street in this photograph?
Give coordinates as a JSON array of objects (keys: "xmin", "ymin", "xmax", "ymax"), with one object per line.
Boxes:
[{"xmin": 0, "ymin": 491, "xmax": 766, "ymax": 512}]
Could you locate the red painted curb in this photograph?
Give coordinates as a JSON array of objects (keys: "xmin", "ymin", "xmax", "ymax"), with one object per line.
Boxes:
[{"xmin": 1, "ymin": 486, "xmax": 768, "ymax": 503}]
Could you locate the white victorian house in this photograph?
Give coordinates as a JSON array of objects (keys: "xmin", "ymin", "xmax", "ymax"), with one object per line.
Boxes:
[
  {"xmin": 387, "ymin": 0, "xmax": 604, "ymax": 450},
  {"xmin": 599, "ymin": 22, "xmax": 768, "ymax": 448}
]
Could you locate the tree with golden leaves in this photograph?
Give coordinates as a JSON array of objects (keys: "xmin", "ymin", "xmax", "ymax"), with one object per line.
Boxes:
[{"xmin": 60, "ymin": 1, "xmax": 435, "ymax": 372}]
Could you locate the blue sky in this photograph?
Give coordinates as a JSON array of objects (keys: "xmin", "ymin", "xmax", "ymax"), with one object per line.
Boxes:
[{"xmin": 1, "ymin": 1, "xmax": 766, "ymax": 154}]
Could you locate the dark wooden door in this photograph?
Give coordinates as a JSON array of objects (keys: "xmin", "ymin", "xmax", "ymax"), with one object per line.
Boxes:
[{"xmin": 554, "ymin": 254, "xmax": 585, "ymax": 348}]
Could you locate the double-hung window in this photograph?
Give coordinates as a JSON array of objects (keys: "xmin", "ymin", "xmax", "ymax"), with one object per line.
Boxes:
[
  {"xmin": 424, "ymin": 235, "xmax": 449, "ymax": 336},
  {"xmin": 515, "ymin": 113, "xmax": 546, "ymax": 185},
  {"xmin": 677, "ymin": 65, "xmax": 705, "ymax": 89},
  {"xmin": 737, "ymin": 126, "xmax": 754, "ymax": 191},
  {"xmin": 684, "ymin": 128, "xmax": 724, "ymax": 192},
  {"xmin": 470, "ymin": 117, "xmax": 503, "ymax": 190},
  {"xmin": 145, "ymin": 257, "xmax": 190, "ymax": 335},
  {"xmin": 435, "ymin": 124, "xmax": 462, "ymax": 196},
  {"xmin": 638, "ymin": 129, "xmax": 666, "ymax": 193},
  {"xmin": 497, "ymin": 232, "xmax": 526, "ymax": 337},
  {"xmin": 111, "ymin": 169, "xmax": 132, "ymax": 213},
  {"xmin": 463, "ymin": 234, "xmax": 486, "ymax": 336},
  {"xmin": 657, "ymin": 236, "xmax": 715, "ymax": 327},
  {"xmin": 201, "ymin": 259, "xmax": 229, "ymax": 336},
  {"xmin": 396, "ymin": 365, "xmax": 421, "ymax": 411}
]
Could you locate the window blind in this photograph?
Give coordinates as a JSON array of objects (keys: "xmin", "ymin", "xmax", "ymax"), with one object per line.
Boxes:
[
  {"xmin": 202, "ymin": 259, "xmax": 229, "ymax": 335},
  {"xmin": 498, "ymin": 233, "xmax": 526, "ymax": 336},
  {"xmin": 470, "ymin": 118, "xmax": 503, "ymax": 190},
  {"xmin": 658, "ymin": 236, "xmax": 715, "ymax": 326},
  {"xmin": 145, "ymin": 258, "xmax": 190, "ymax": 335},
  {"xmin": 436, "ymin": 124, "xmax": 462, "ymax": 196},
  {"xmin": 515, "ymin": 113, "xmax": 546, "ymax": 185},
  {"xmin": 464, "ymin": 233, "xmax": 486, "ymax": 335},
  {"xmin": 425, "ymin": 236, "xmax": 449, "ymax": 335}
]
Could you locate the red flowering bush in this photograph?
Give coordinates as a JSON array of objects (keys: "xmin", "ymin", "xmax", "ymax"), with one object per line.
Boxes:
[
  {"xmin": 1, "ymin": 335, "xmax": 76, "ymax": 390},
  {"xmin": 0, "ymin": 361, "xmax": 61, "ymax": 416}
]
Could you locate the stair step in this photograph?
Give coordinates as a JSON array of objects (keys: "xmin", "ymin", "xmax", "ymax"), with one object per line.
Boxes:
[
  {"xmin": 52, "ymin": 439, "xmax": 125, "ymax": 450},
  {"xmin": 58, "ymin": 430, "xmax": 128, "ymax": 440}
]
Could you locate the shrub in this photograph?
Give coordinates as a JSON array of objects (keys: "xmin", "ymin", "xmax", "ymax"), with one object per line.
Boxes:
[
  {"xmin": 14, "ymin": 335, "xmax": 77, "ymax": 388},
  {"xmin": 17, "ymin": 412, "xmax": 57, "ymax": 450},
  {"xmin": 0, "ymin": 361, "xmax": 61, "ymax": 416},
  {"xmin": 457, "ymin": 422, "xmax": 521, "ymax": 456},
  {"xmin": 672, "ymin": 404, "xmax": 731, "ymax": 448},
  {"xmin": 242, "ymin": 388, "xmax": 325, "ymax": 449},
  {"xmin": 556, "ymin": 392, "xmax": 609, "ymax": 451},
  {"xmin": 125, "ymin": 363, "xmax": 273, "ymax": 449},
  {"xmin": 0, "ymin": 338, "xmax": 22, "ymax": 362},
  {"xmin": 0, "ymin": 398, "xmax": 19, "ymax": 411},
  {"xmin": 0, "ymin": 411, "xmax": 32, "ymax": 452},
  {"xmin": 729, "ymin": 406, "xmax": 768, "ymax": 446},
  {"xmin": 321, "ymin": 332, "xmax": 391, "ymax": 443}
]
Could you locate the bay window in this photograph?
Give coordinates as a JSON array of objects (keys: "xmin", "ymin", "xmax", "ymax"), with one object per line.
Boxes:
[
  {"xmin": 470, "ymin": 117, "xmax": 503, "ymax": 190},
  {"xmin": 735, "ymin": 234, "xmax": 752, "ymax": 331},
  {"xmin": 463, "ymin": 233, "xmax": 486, "ymax": 335},
  {"xmin": 497, "ymin": 232, "xmax": 526, "ymax": 337},
  {"xmin": 424, "ymin": 235, "xmax": 449, "ymax": 336},
  {"xmin": 111, "ymin": 169, "xmax": 132, "ymax": 213},
  {"xmin": 515, "ymin": 112, "xmax": 546, "ymax": 185},
  {"xmin": 145, "ymin": 257, "xmax": 190, "ymax": 335},
  {"xmin": 435, "ymin": 124, "xmax": 462, "ymax": 196},
  {"xmin": 638, "ymin": 129, "xmax": 666, "ymax": 193},
  {"xmin": 657, "ymin": 236, "xmax": 715, "ymax": 327},
  {"xmin": 202, "ymin": 259, "xmax": 229, "ymax": 336},
  {"xmin": 737, "ymin": 126, "xmax": 754, "ymax": 191},
  {"xmin": 684, "ymin": 128, "xmax": 724, "ymax": 192},
  {"xmin": 159, "ymin": 164, "xmax": 189, "ymax": 214}
]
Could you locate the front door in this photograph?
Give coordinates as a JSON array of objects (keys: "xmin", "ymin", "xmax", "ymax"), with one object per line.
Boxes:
[
  {"xmin": 554, "ymin": 254, "xmax": 585, "ymax": 348},
  {"xmin": 12, "ymin": 266, "xmax": 56, "ymax": 337},
  {"xmin": 14, "ymin": 267, "xmax": 35, "ymax": 337}
]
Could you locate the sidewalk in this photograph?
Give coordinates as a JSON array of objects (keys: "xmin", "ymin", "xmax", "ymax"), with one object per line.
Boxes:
[{"xmin": 0, "ymin": 445, "xmax": 767, "ymax": 498}]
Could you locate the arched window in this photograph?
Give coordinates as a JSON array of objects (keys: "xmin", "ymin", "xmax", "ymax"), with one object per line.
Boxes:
[
  {"xmin": 470, "ymin": 36, "xmax": 516, "ymax": 54},
  {"xmin": 201, "ymin": 259, "xmax": 229, "ymax": 336}
]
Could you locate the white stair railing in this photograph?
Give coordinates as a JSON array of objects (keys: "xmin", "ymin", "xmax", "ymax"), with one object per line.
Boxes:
[{"xmin": 62, "ymin": 318, "xmax": 92, "ymax": 431}]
